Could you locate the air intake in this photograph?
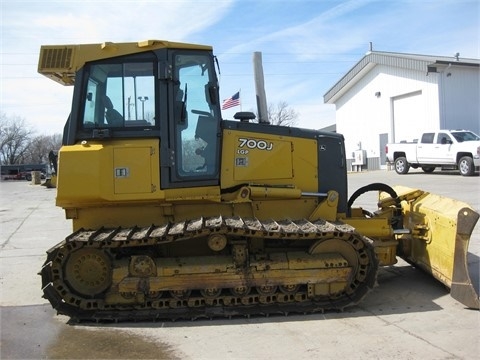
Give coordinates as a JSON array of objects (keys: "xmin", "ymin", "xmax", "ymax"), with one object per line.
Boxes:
[{"xmin": 38, "ymin": 46, "xmax": 75, "ymax": 85}]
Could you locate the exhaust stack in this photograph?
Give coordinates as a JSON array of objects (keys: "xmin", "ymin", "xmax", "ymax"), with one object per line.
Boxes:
[{"xmin": 253, "ymin": 52, "xmax": 269, "ymax": 124}]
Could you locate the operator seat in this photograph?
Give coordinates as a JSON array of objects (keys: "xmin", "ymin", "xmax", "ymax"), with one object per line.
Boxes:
[{"xmin": 103, "ymin": 95, "xmax": 124, "ymax": 126}]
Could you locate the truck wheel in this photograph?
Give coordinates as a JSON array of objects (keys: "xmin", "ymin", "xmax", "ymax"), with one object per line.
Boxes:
[
  {"xmin": 458, "ymin": 156, "xmax": 475, "ymax": 176},
  {"xmin": 394, "ymin": 157, "xmax": 410, "ymax": 174},
  {"xmin": 421, "ymin": 166, "xmax": 435, "ymax": 173}
]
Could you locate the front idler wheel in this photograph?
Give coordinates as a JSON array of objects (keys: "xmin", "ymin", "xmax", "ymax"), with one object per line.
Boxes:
[{"xmin": 64, "ymin": 247, "xmax": 112, "ymax": 297}]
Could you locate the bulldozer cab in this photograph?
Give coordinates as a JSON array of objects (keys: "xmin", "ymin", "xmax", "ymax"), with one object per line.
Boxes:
[{"xmin": 60, "ymin": 46, "xmax": 222, "ymax": 189}]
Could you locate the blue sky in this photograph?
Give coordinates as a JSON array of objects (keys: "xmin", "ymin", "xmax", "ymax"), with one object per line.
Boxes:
[{"xmin": 1, "ymin": 0, "xmax": 478, "ymax": 135}]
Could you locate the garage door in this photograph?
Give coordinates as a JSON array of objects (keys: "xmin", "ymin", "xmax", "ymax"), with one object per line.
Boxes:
[{"xmin": 392, "ymin": 90, "xmax": 423, "ymax": 143}]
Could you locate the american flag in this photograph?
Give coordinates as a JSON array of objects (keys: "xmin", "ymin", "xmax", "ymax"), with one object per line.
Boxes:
[{"xmin": 221, "ymin": 91, "xmax": 240, "ymax": 110}]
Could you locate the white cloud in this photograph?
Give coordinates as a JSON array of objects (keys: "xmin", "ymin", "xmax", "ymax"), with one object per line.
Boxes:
[
  {"xmin": 1, "ymin": 0, "xmax": 235, "ymax": 134},
  {"xmin": 1, "ymin": 0, "xmax": 478, "ymax": 136},
  {"xmin": 5, "ymin": 1, "xmax": 234, "ymax": 43}
]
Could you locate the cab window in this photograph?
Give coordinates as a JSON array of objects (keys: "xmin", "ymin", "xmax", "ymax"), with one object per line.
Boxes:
[
  {"xmin": 421, "ymin": 133, "xmax": 434, "ymax": 144},
  {"xmin": 437, "ymin": 133, "xmax": 451, "ymax": 144},
  {"xmin": 81, "ymin": 62, "xmax": 155, "ymax": 129}
]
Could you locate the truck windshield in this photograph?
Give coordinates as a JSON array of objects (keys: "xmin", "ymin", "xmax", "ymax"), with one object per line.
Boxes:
[{"xmin": 451, "ymin": 131, "xmax": 480, "ymax": 142}]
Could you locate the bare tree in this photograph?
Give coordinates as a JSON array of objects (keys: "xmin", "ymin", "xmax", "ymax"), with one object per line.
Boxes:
[
  {"xmin": 0, "ymin": 113, "xmax": 34, "ymax": 165},
  {"xmin": 255, "ymin": 101, "xmax": 299, "ymax": 126},
  {"xmin": 22, "ymin": 134, "xmax": 62, "ymax": 164}
]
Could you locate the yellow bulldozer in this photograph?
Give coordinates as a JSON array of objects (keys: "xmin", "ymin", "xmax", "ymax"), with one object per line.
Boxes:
[
  {"xmin": 38, "ymin": 40, "xmax": 479, "ymax": 322},
  {"xmin": 41, "ymin": 150, "xmax": 58, "ymax": 188}
]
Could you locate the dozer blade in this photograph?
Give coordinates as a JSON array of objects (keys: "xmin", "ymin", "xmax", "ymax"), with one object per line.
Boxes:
[
  {"xmin": 390, "ymin": 186, "xmax": 479, "ymax": 309},
  {"xmin": 42, "ymin": 174, "xmax": 57, "ymax": 188}
]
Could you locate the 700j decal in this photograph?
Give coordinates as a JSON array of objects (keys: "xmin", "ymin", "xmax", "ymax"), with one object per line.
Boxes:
[{"xmin": 237, "ymin": 138, "xmax": 274, "ymax": 151}]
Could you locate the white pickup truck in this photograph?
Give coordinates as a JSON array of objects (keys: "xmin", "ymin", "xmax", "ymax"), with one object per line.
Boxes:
[{"xmin": 385, "ymin": 130, "xmax": 480, "ymax": 176}]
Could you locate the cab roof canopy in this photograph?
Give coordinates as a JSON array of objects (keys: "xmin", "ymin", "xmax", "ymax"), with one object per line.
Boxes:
[{"xmin": 38, "ymin": 40, "xmax": 212, "ymax": 86}]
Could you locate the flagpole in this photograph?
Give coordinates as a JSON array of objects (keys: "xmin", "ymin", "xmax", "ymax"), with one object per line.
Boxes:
[{"xmin": 239, "ymin": 88, "xmax": 242, "ymax": 111}]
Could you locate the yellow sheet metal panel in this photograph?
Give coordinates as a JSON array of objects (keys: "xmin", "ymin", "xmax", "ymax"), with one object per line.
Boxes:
[
  {"xmin": 164, "ymin": 187, "xmax": 221, "ymax": 202},
  {"xmin": 56, "ymin": 139, "xmax": 163, "ymax": 206},
  {"xmin": 68, "ymin": 201, "xmax": 253, "ymax": 231},
  {"xmin": 234, "ymin": 137, "xmax": 293, "ymax": 180},
  {"xmin": 221, "ymin": 129, "xmax": 318, "ymax": 192},
  {"xmin": 113, "ymin": 147, "xmax": 153, "ymax": 194},
  {"xmin": 56, "ymin": 142, "xmax": 111, "ymax": 204},
  {"xmin": 250, "ymin": 198, "xmax": 318, "ymax": 220}
]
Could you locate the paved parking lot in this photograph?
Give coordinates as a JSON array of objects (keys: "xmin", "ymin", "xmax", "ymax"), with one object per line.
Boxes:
[{"xmin": 1, "ymin": 169, "xmax": 479, "ymax": 359}]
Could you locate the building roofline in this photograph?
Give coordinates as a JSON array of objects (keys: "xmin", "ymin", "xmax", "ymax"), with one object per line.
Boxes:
[{"xmin": 323, "ymin": 51, "xmax": 480, "ymax": 104}]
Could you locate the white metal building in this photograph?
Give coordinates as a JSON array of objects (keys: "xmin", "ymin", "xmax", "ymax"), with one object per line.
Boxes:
[{"xmin": 324, "ymin": 51, "xmax": 480, "ymax": 170}]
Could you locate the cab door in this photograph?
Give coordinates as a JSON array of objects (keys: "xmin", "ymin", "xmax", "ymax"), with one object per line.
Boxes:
[
  {"xmin": 416, "ymin": 132, "xmax": 436, "ymax": 163},
  {"xmin": 160, "ymin": 50, "xmax": 222, "ymax": 189},
  {"xmin": 431, "ymin": 132, "xmax": 455, "ymax": 164}
]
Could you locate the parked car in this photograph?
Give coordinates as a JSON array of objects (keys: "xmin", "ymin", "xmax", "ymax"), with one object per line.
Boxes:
[{"xmin": 386, "ymin": 130, "xmax": 480, "ymax": 176}]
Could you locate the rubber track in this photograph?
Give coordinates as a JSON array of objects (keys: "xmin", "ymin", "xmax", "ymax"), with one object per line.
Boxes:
[{"xmin": 40, "ymin": 216, "xmax": 378, "ymax": 322}]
